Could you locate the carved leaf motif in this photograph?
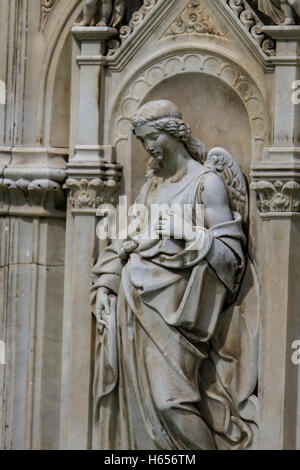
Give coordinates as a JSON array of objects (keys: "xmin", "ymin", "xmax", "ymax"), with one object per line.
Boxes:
[
  {"xmin": 165, "ymin": 0, "xmax": 223, "ymax": 37},
  {"xmin": 65, "ymin": 176, "xmax": 121, "ymax": 209},
  {"xmin": 1, "ymin": 178, "xmax": 61, "ymax": 193},
  {"xmin": 28, "ymin": 179, "xmax": 61, "ymax": 192},
  {"xmin": 251, "ymin": 180, "xmax": 300, "ymax": 213},
  {"xmin": 64, "ymin": 178, "xmax": 81, "ymax": 192},
  {"xmin": 65, "ymin": 178, "xmax": 93, "ymax": 208},
  {"xmin": 16, "ymin": 179, "xmax": 31, "ymax": 192},
  {"xmin": 40, "ymin": 0, "xmax": 58, "ymax": 32},
  {"xmin": 2, "ymin": 179, "xmax": 17, "ymax": 190}
]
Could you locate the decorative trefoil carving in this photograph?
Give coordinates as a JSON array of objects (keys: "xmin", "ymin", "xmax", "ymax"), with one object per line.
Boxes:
[
  {"xmin": 225, "ymin": 0, "xmax": 276, "ymax": 56},
  {"xmin": 165, "ymin": 0, "xmax": 223, "ymax": 37},
  {"xmin": 251, "ymin": 180, "xmax": 300, "ymax": 212},
  {"xmin": 40, "ymin": 0, "xmax": 58, "ymax": 32}
]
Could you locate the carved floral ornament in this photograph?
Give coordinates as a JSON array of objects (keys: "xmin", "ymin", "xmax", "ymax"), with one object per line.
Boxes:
[
  {"xmin": 75, "ymin": 0, "xmax": 279, "ymax": 57},
  {"xmin": 65, "ymin": 178, "xmax": 120, "ymax": 209},
  {"xmin": 165, "ymin": 0, "xmax": 223, "ymax": 37},
  {"xmin": 65, "ymin": 168, "xmax": 122, "ymax": 210},
  {"xmin": 251, "ymin": 180, "xmax": 300, "ymax": 213},
  {"xmin": 105, "ymin": 0, "xmax": 277, "ymax": 58}
]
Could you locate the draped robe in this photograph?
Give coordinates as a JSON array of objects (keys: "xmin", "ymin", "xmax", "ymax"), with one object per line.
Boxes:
[
  {"xmin": 255, "ymin": 0, "xmax": 285, "ymax": 23},
  {"xmin": 91, "ymin": 163, "xmax": 246, "ymax": 450}
]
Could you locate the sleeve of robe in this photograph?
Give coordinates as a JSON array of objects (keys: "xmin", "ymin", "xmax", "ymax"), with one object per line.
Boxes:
[
  {"xmin": 90, "ymin": 180, "xmax": 151, "ymax": 302},
  {"xmin": 90, "ymin": 238, "xmax": 124, "ymax": 303},
  {"xmin": 254, "ymin": 0, "xmax": 284, "ymax": 24}
]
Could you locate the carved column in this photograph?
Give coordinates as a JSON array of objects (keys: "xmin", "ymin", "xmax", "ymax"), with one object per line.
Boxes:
[
  {"xmin": 60, "ymin": 27, "xmax": 122, "ymax": 450},
  {"xmin": 251, "ymin": 27, "xmax": 300, "ymax": 450}
]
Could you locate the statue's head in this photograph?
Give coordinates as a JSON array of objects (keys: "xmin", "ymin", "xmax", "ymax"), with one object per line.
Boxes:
[{"xmin": 131, "ymin": 100, "xmax": 206, "ymax": 169}]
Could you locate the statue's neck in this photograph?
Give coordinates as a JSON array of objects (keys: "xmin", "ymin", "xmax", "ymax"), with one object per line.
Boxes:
[{"xmin": 157, "ymin": 147, "xmax": 190, "ymax": 181}]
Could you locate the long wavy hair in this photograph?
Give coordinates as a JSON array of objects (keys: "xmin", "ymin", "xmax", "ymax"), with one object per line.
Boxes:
[{"xmin": 131, "ymin": 100, "xmax": 207, "ymax": 179}]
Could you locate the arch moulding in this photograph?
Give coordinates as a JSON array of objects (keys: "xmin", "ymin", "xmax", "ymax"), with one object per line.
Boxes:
[{"xmin": 109, "ymin": 46, "xmax": 271, "ymax": 165}]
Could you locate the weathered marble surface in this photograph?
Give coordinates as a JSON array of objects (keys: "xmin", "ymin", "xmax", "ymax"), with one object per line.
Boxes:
[
  {"xmin": 1, "ymin": 0, "xmax": 300, "ymax": 450},
  {"xmin": 90, "ymin": 99, "xmax": 259, "ymax": 450}
]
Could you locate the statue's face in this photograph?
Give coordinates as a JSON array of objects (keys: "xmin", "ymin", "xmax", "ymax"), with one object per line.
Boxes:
[{"xmin": 134, "ymin": 123, "xmax": 176, "ymax": 163}]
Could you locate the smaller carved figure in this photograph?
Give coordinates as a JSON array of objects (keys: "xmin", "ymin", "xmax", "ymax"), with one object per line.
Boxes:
[
  {"xmin": 256, "ymin": 0, "xmax": 300, "ymax": 25},
  {"xmin": 76, "ymin": 0, "xmax": 126, "ymax": 27}
]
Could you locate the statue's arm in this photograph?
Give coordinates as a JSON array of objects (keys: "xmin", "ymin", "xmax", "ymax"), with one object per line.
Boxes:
[
  {"xmin": 90, "ymin": 239, "xmax": 124, "ymax": 326},
  {"xmin": 202, "ymin": 173, "xmax": 245, "ymax": 294},
  {"xmin": 201, "ymin": 172, "xmax": 233, "ymax": 227},
  {"xmin": 91, "ymin": 238, "xmax": 124, "ymax": 299}
]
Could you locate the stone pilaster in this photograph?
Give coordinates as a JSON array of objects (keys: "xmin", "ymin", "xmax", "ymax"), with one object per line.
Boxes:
[
  {"xmin": 251, "ymin": 26, "xmax": 300, "ymax": 450},
  {"xmin": 0, "ymin": 174, "xmax": 67, "ymax": 450},
  {"xmin": 60, "ymin": 27, "xmax": 122, "ymax": 450},
  {"xmin": 0, "ymin": 0, "xmax": 68, "ymax": 450}
]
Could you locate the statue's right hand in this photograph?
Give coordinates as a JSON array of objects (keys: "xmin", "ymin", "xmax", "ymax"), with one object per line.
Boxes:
[
  {"xmin": 95, "ymin": 287, "xmax": 111, "ymax": 322},
  {"xmin": 95, "ymin": 287, "xmax": 117, "ymax": 335}
]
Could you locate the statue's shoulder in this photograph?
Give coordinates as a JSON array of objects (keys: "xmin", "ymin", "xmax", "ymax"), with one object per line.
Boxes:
[
  {"xmin": 187, "ymin": 160, "xmax": 221, "ymax": 188},
  {"xmin": 195, "ymin": 170, "xmax": 229, "ymax": 208},
  {"xmin": 199, "ymin": 170, "xmax": 227, "ymax": 191}
]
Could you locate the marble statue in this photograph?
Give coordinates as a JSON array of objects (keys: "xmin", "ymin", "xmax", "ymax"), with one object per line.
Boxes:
[
  {"xmin": 91, "ymin": 100, "xmax": 257, "ymax": 450},
  {"xmin": 255, "ymin": 0, "xmax": 300, "ymax": 24},
  {"xmin": 76, "ymin": 0, "xmax": 126, "ymax": 27}
]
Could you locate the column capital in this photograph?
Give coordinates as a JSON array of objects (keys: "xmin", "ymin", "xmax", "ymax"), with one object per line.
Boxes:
[
  {"xmin": 72, "ymin": 26, "xmax": 118, "ymax": 42},
  {"xmin": 72, "ymin": 26, "xmax": 118, "ymax": 59},
  {"xmin": 262, "ymin": 26, "xmax": 300, "ymax": 64},
  {"xmin": 0, "ymin": 146, "xmax": 67, "ymax": 218},
  {"xmin": 251, "ymin": 162, "xmax": 300, "ymax": 216},
  {"xmin": 65, "ymin": 161, "xmax": 122, "ymax": 214}
]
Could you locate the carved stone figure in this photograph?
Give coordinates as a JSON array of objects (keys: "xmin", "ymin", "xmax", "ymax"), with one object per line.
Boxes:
[
  {"xmin": 77, "ymin": 0, "xmax": 126, "ymax": 27},
  {"xmin": 255, "ymin": 0, "xmax": 300, "ymax": 24},
  {"xmin": 91, "ymin": 100, "xmax": 258, "ymax": 450}
]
